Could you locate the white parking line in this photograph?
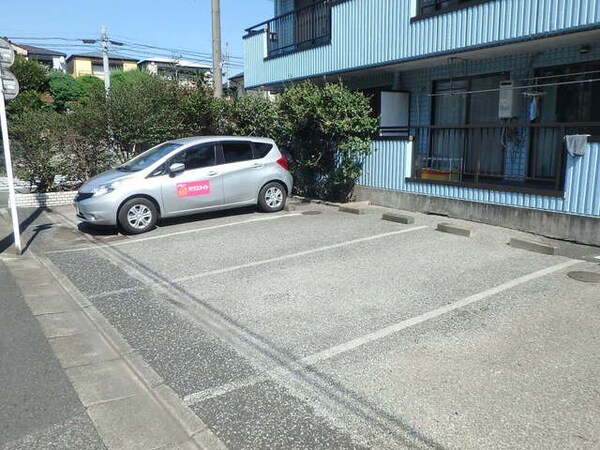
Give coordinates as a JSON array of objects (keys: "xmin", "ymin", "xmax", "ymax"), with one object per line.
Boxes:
[
  {"xmin": 183, "ymin": 258, "xmax": 580, "ymax": 406},
  {"xmin": 46, "ymin": 213, "xmax": 303, "ymax": 254},
  {"xmin": 89, "ymin": 225, "xmax": 429, "ymax": 299}
]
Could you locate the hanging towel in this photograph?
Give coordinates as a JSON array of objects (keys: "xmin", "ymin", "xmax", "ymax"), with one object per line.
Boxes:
[
  {"xmin": 564, "ymin": 135, "xmax": 590, "ymax": 157},
  {"xmin": 528, "ymin": 97, "xmax": 539, "ymax": 121}
]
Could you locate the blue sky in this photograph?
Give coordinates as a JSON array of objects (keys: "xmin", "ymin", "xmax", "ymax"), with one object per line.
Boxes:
[{"xmin": 0, "ymin": 0, "xmax": 275, "ymax": 75}]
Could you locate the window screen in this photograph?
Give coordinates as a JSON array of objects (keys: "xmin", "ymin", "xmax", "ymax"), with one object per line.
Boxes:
[{"xmin": 222, "ymin": 142, "xmax": 254, "ymax": 164}]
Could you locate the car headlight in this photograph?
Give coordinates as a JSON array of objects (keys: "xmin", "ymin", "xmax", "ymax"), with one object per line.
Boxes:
[{"xmin": 93, "ymin": 181, "xmax": 121, "ymax": 197}]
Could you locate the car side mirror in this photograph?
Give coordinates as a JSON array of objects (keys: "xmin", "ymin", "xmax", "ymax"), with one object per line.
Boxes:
[{"xmin": 169, "ymin": 162, "xmax": 185, "ymax": 176}]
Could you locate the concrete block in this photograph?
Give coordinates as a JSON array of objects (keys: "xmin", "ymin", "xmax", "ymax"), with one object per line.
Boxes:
[
  {"xmin": 509, "ymin": 237, "xmax": 557, "ymax": 255},
  {"xmin": 339, "ymin": 206, "xmax": 364, "ymax": 215},
  {"xmin": 36, "ymin": 310, "xmax": 95, "ymax": 338},
  {"xmin": 66, "ymin": 360, "xmax": 146, "ymax": 407},
  {"xmin": 381, "ymin": 213, "xmax": 415, "ymax": 224},
  {"xmin": 87, "ymin": 394, "xmax": 188, "ymax": 450},
  {"xmin": 436, "ymin": 222, "xmax": 472, "ymax": 237},
  {"xmin": 49, "ymin": 332, "xmax": 119, "ymax": 368}
]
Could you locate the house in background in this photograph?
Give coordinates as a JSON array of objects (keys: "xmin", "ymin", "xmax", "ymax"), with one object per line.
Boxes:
[
  {"xmin": 9, "ymin": 41, "xmax": 66, "ymax": 72},
  {"xmin": 66, "ymin": 52, "xmax": 138, "ymax": 79},
  {"xmin": 138, "ymin": 57, "xmax": 211, "ymax": 85},
  {"xmin": 228, "ymin": 72, "xmax": 276, "ymax": 99},
  {"xmin": 229, "ymin": 72, "xmax": 246, "ymax": 96},
  {"xmin": 244, "ymin": 0, "xmax": 600, "ymax": 245}
]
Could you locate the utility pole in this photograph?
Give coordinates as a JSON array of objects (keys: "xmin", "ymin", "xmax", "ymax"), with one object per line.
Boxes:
[
  {"xmin": 211, "ymin": 0, "xmax": 223, "ymax": 98},
  {"xmin": 224, "ymin": 42, "xmax": 230, "ymax": 89},
  {"xmin": 83, "ymin": 28, "xmax": 122, "ymax": 96},
  {"xmin": 100, "ymin": 26, "xmax": 110, "ymax": 95}
]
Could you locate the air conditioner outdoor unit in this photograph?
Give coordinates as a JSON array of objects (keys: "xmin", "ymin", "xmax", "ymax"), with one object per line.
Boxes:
[{"xmin": 498, "ymin": 81, "xmax": 520, "ymax": 119}]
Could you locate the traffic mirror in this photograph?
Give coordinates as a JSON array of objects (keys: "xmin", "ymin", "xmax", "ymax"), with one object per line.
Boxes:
[
  {"xmin": 2, "ymin": 70, "xmax": 20, "ymax": 100},
  {"xmin": 0, "ymin": 38, "xmax": 15, "ymax": 68}
]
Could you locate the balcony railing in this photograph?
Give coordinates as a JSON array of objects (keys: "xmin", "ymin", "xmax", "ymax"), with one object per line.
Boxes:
[
  {"xmin": 246, "ymin": 1, "xmax": 333, "ymax": 58},
  {"xmin": 415, "ymin": 0, "xmax": 494, "ymax": 19},
  {"xmin": 409, "ymin": 123, "xmax": 599, "ymax": 194}
]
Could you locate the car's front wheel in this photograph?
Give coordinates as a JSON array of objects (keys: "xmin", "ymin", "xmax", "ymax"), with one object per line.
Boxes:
[
  {"xmin": 118, "ymin": 197, "xmax": 158, "ymax": 234},
  {"xmin": 258, "ymin": 182, "xmax": 286, "ymax": 212}
]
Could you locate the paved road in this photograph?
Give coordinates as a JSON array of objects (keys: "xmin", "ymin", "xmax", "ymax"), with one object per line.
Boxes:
[
  {"xmin": 11, "ymin": 202, "xmax": 600, "ymax": 449},
  {"xmin": 0, "ymin": 260, "xmax": 106, "ymax": 449}
]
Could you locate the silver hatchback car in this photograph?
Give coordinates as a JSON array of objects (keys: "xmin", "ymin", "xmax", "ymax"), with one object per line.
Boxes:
[{"xmin": 74, "ymin": 136, "xmax": 293, "ymax": 234}]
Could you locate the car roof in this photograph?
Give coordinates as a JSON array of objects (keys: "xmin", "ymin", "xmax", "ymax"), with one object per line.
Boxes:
[{"xmin": 170, "ymin": 136, "xmax": 276, "ymax": 146}]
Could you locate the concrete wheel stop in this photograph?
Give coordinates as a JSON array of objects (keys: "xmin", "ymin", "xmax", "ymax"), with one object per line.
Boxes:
[{"xmin": 436, "ymin": 222, "xmax": 472, "ymax": 237}]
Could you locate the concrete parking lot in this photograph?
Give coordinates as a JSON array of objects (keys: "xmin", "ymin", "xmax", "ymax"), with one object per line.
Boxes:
[{"xmin": 6, "ymin": 201, "xmax": 600, "ymax": 449}]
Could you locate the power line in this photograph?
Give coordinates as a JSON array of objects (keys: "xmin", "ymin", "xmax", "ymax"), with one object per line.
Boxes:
[
  {"xmin": 10, "ymin": 37, "xmax": 244, "ymax": 68},
  {"xmin": 110, "ymin": 32, "xmax": 244, "ymax": 61},
  {"xmin": 123, "ymin": 41, "xmax": 243, "ymax": 61},
  {"xmin": 8, "ymin": 35, "xmax": 244, "ymax": 61}
]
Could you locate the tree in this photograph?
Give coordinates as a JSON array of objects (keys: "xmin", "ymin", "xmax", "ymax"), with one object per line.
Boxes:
[
  {"xmin": 178, "ymin": 87, "xmax": 227, "ymax": 136},
  {"xmin": 9, "ymin": 56, "xmax": 49, "ymax": 92},
  {"xmin": 225, "ymin": 95, "xmax": 279, "ymax": 138},
  {"xmin": 60, "ymin": 89, "xmax": 111, "ymax": 183},
  {"xmin": 48, "ymin": 72, "xmax": 83, "ymax": 111},
  {"xmin": 9, "ymin": 109, "xmax": 67, "ymax": 192},
  {"xmin": 108, "ymin": 70, "xmax": 184, "ymax": 161},
  {"xmin": 278, "ymin": 82, "xmax": 377, "ymax": 201},
  {"xmin": 6, "ymin": 56, "xmax": 52, "ymax": 117}
]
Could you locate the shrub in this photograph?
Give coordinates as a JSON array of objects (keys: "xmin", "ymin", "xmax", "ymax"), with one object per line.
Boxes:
[
  {"xmin": 49, "ymin": 72, "xmax": 84, "ymax": 111},
  {"xmin": 278, "ymin": 82, "xmax": 377, "ymax": 201},
  {"xmin": 9, "ymin": 109, "xmax": 68, "ymax": 192},
  {"xmin": 225, "ymin": 94, "xmax": 280, "ymax": 138},
  {"xmin": 9, "ymin": 56, "xmax": 49, "ymax": 92},
  {"xmin": 108, "ymin": 71, "xmax": 184, "ymax": 161}
]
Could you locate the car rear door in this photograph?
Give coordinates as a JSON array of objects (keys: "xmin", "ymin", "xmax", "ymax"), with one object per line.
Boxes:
[
  {"xmin": 219, "ymin": 141, "xmax": 265, "ymax": 205},
  {"xmin": 160, "ymin": 143, "xmax": 224, "ymax": 215}
]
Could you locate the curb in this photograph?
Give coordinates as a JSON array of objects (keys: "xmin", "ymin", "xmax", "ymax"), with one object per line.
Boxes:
[{"xmin": 290, "ymin": 195, "xmax": 370, "ymax": 209}]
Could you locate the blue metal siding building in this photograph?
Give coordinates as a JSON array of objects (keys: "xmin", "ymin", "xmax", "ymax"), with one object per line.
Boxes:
[
  {"xmin": 245, "ymin": 0, "xmax": 599, "ymax": 88},
  {"xmin": 244, "ymin": 0, "xmax": 600, "ymax": 243}
]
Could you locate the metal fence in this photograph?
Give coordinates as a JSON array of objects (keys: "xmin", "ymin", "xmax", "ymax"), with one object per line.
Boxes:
[
  {"xmin": 260, "ymin": 1, "xmax": 333, "ymax": 57},
  {"xmin": 411, "ymin": 123, "xmax": 599, "ymax": 192}
]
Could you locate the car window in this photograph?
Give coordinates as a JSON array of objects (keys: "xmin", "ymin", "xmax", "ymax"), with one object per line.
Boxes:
[
  {"xmin": 171, "ymin": 144, "xmax": 216, "ymax": 171},
  {"xmin": 119, "ymin": 142, "xmax": 182, "ymax": 172},
  {"xmin": 253, "ymin": 143, "xmax": 273, "ymax": 159},
  {"xmin": 222, "ymin": 142, "xmax": 254, "ymax": 164}
]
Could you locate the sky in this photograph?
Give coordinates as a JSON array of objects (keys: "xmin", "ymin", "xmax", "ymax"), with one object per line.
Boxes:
[{"xmin": 0, "ymin": 0, "xmax": 275, "ymax": 76}]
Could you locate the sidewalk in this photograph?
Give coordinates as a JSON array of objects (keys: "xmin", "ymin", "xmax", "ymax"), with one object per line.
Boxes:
[
  {"xmin": 0, "ymin": 259, "xmax": 106, "ymax": 450},
  {"xmin": 0, "ymin": 210, "xmax": 225, "ymax": 450}
]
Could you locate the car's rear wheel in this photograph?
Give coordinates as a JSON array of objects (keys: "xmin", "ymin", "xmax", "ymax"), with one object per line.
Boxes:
[
  {"xmin": 118, "ymin": 197, "xmax": 158, "ymax": 234},
  {"xmin": 258, "ymin": 182, "xmax": 286, "ymax": 212}
]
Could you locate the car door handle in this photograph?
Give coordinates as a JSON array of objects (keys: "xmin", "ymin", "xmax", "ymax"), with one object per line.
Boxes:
[
  {"xmin": 250, "ymin": 163, "xmax": 263, "ymax": 169},
  {"xmin": 207, "ymin": 171, "xmax": 219, "ymax": 177}
]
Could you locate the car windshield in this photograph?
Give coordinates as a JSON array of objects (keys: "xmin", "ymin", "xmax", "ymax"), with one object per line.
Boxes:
[{"xmin": 117, "ymin": 142, "xmax": 183, "ymax": 172}]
